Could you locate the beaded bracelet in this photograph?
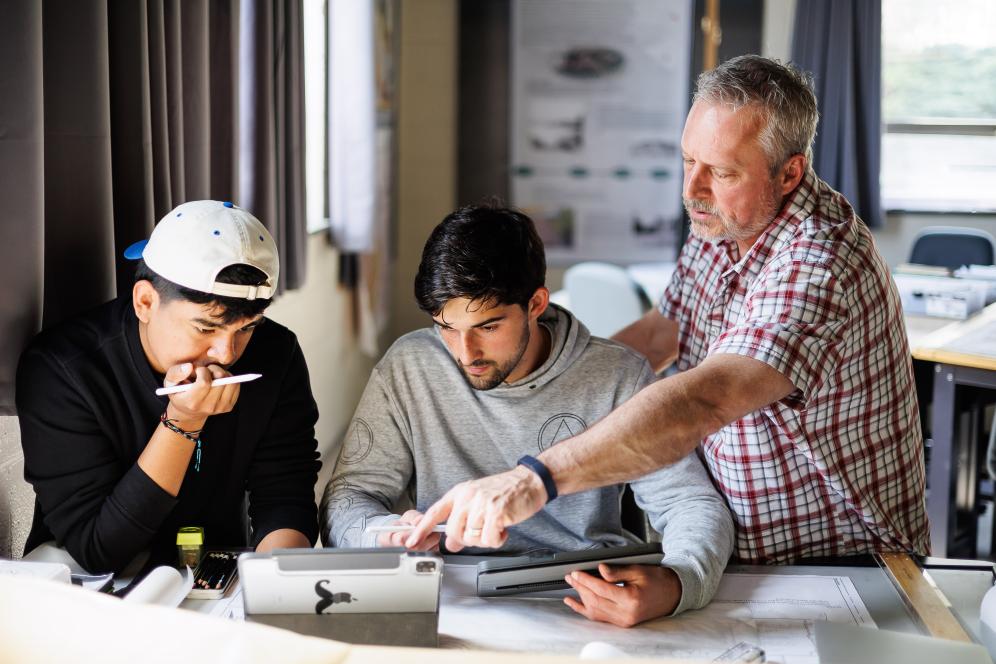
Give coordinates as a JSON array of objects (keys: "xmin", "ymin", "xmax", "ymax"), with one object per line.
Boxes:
[{"xmin": 160, "ymin": 411, "xmax": 203, "ymax": 472}]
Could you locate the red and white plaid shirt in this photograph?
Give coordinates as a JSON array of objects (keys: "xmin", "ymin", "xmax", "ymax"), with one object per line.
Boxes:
[{"xmin": 660, "ymin": 170, "xmax": 930, "ymax": 564}]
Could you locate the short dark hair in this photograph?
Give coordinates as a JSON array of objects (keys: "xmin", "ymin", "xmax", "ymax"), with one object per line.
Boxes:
[
  {"xmin": 414, "ymin": 203, "xmax": 546, "ymax": 316},
  {"xmin": 134, "ymin": 260, "xmax": 272, "ymax": 324}
]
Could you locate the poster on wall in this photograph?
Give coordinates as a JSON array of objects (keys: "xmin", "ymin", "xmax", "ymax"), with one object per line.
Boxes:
[{"xmin": 510, "ymin": 0, "xmax": 693, "ymax": 265}]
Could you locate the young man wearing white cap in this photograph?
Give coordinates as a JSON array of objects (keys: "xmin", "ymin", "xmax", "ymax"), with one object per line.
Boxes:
[{"xmin": 17, "ymin": 200, "xmax": 321, "ymax": 574}]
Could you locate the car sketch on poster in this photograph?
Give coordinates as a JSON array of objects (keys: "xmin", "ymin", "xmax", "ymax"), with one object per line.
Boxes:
[{"xmin": 510, "ymin": 0, "xmax": 693, "ymax": 264}]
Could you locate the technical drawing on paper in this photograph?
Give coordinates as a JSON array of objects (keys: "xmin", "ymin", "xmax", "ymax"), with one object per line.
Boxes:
[{"xmin": 438, "ymin": 566, "xmax": 875, "ymax": 663}]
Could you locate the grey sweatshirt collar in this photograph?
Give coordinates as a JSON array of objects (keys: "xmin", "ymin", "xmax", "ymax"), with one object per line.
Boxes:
[{"xmin": 431, "ymin": 304, "xmax": 591, "ymax": 398}]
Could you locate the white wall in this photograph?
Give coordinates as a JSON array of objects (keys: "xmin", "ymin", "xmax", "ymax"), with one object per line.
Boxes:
[
  {"xmin": 265, "ymin": 232, "xmax": 378, "ymax": 503},
  {"xmin": 390, "ymin": 0, "xmax": 458, "ymax": 339}
]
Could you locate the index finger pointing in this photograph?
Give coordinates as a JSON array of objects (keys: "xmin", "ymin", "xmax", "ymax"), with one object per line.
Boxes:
[{"xmin": 405, "ymin": 493, "xmax": 454, "ymax": 548}]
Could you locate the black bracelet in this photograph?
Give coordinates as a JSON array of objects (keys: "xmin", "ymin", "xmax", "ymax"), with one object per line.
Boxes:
[
  {"xmin": 160, "ymin": 411, "xmax": 203, "ymax": 472},
  {"xmin": 517, "ymin": 454, "xmax": 558, "ymax": 503}
]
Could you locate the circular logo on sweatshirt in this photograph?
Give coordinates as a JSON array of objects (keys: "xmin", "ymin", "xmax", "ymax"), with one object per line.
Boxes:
[
  {"xmin": 339, "ymin": 418, "xmax": 374, "ymax": 465},
  {"xmin": 538, "ymin": 413, "xmax": 587, "ymax": 451}
]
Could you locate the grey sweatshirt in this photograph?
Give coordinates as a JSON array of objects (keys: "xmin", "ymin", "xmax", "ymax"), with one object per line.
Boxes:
[{"xmin": 321, "ymin": 305, "xmax": 733, "ymax": 614}]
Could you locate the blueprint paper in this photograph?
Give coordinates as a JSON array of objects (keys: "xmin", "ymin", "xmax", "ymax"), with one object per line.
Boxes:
[
  {"xmin": 438, "ymin": 565, "xmax": 875, "ymax": 663},
  {"xmin": 185, "ymin": 561, "xmax": 877, "ymax": 662}
]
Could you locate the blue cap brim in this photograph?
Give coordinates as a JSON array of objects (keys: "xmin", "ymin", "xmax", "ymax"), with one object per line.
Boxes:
[{"xmin": 123, "ymin": 240, "xmax": 148, "ymax": 260}]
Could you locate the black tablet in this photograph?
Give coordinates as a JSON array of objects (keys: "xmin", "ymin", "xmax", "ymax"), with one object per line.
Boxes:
[{"xmin": 476, "ymin": 542, "xmax": 663, "ymax": 597}]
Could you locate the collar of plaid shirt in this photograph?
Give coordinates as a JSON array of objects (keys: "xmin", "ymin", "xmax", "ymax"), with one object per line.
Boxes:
[{"xmin": 713, "ymin": 168, "xmax": 823, "ymax": 281}]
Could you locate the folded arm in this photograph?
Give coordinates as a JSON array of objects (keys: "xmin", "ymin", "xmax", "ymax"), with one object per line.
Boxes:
[
  {"xmin": 17, "ymin": 351, "xmax": 177, "ymax": 573},
  {"xmin": 611, "ymin": 309, "xmax": 679, "ymax": 373}
]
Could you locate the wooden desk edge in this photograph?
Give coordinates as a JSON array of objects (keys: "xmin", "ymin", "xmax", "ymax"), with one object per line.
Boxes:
[
  {"xmin": 910, "ymin": 301, "xmax": 996, "ymax": 371},
  {"xmin": 910, "ymin": 347, "xmax": 996, "ymax": 372},
  {"xmin": 875, "ymin": 552, "xmax": 974, "ymax": 643}
]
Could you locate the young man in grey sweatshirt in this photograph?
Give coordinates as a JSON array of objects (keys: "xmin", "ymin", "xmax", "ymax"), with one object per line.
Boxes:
[{"xmin": 321, "ymin": 204, "xmax": 734, "ymax": 627}]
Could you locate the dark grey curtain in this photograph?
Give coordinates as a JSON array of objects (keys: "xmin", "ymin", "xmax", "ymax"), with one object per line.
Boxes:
[
  {"xmin": 0, "ymin": 2, "xmax": 45, "ymax": 416},
  {"xmin": 0, "ymin": 0, "xmax": 307, "ymax": 415},
  {"xmin": 107, "ymin": 0, "xmax": 241, "ymax": 295},
  {"xmin": 791, "ymin": 0, "xmax": 882, "ymax": 228},
  {"xmin": 240, "ymin": 0, "xmax": 308, "ymax": 292}
]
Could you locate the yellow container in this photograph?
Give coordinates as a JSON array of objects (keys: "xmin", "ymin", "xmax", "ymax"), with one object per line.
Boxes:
[{"xmin": 176, "ymin": 526, "xmax": 204, "ymax": 568}]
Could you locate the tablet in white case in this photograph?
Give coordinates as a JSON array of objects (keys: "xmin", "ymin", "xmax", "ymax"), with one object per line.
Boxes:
[{"xmin": 239, "ymin": 548, "xmax": 442, "ymax": 615}]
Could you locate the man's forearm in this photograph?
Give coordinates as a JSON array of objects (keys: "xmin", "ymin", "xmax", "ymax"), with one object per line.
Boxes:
[
  {"xmin": 138, "ymin": 364, "xmax": 240, "ymax": 496},
  {"xmin": 137, "ymin": 408, "xmax": 206, "ymax": 497},
  {"xmin": 539, "ymin": 354, "xmax": 795, "ymax": 496},
  {"xmin": 539, "ymin": 368, "xmax": 724, "ymax": 495},
  {"xmin": 408, "ymin": 356, "xmax": 793, "ymax": 552}
]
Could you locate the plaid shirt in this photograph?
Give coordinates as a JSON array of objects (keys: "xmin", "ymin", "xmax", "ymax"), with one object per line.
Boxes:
[{"xmin": 660, "ymin": 170, "xmax": 929, "ymax": 564}]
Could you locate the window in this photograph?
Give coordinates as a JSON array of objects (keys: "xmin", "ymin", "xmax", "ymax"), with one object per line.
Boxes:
[
  {"xmin": 303, "ymin": 0, "xmax": 329, "ymax": 233},
  {"xmin": 881, "ymin": 0, "xmax": 996, "ymax": 213}
]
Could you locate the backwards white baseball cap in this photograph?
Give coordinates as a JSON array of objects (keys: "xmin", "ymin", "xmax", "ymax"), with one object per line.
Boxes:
[{"xmin": 124, "ymin": 200, "xmax": 279, "ymax": 300}]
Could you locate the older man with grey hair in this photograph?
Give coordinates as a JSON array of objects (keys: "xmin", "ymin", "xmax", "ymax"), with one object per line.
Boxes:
[{"xmin": 408, "ymin": 54, "xmax": 929, "ymax": 624}]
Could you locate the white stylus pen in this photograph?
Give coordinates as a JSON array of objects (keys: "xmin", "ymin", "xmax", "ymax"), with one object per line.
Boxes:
[
  {"xmin": 365, "ymin": 524, "xmax": 447, "ymax": 533},
  {"xmin": 155, "ymin": 373, "xmax": 262, "ymax": 396}
]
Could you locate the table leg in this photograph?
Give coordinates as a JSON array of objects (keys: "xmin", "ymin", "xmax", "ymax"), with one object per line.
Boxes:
[{"xmin": 928, "ymin": 364, "xmax": 956, "ymax": 558}]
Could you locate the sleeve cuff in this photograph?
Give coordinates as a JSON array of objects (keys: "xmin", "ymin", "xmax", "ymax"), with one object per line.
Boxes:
[
  {"xmin": 359, "ymin": 513, "xmax": 402, "ymax": 548},
  {"xmin": 661, "ymin": 553, "xmax": 706, "ymax": 616},
  {"xmin": 708, "ymin": 340, "xmax": 809, "ymax": 410}
]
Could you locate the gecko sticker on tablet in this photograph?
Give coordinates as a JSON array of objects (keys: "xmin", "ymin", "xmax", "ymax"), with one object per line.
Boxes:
[{"xmin": 238, "ymin": 548, "xmax": 442, "ymax": 615}]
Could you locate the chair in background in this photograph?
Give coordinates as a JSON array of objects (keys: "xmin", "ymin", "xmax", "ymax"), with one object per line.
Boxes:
[
  {"xmin": 909, "ymin": 226, "xmax": 996, "ymax": 558},
  {"xmin": 909, "ymin": 226, "xmax": 996, "ymax": 271},
  {"xmin": 562, "ymin": 262, "xmax": 651, "ymax": 338}
]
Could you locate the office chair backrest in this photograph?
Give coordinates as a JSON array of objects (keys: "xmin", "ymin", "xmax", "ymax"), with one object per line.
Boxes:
[
  {"xmin": 563, "ymin": 262, "xmax": 650, "ymax": 338},
  {"xmin": 909, "ymin": 226, "xmax": 996, "ymax": 271}
]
